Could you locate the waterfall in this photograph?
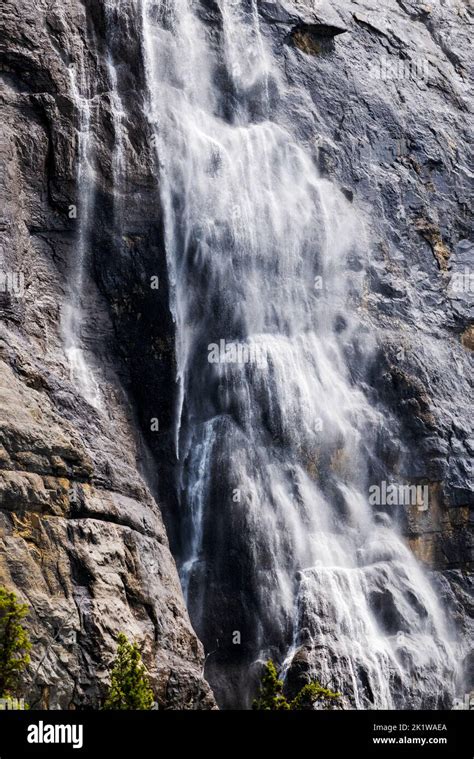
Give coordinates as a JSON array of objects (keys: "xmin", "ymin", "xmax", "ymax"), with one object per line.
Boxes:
[
  {"xmin": 63, "ymin": 57, "xmax": 101, "ymax": 408},
  {"xmin": 105, "ymin": 0, "xmax": 127, "ymax": 225},
  {"xmin": 63, "ymin": 2, "xmax": 126, "ymax": 410},
  {"xmin": 106, "ymin": 55, "xmax": 126, "ymax": 219},
  {"xmin": 140, "ymin": 0, "xmax": 459, "ymax": 708}
]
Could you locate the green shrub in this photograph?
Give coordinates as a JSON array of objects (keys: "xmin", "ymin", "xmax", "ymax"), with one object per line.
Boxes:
[
  {"xmin": 252, "ymin": 659, "xmax": 341, "ymax": 711},
  {"xmin": 252, "ymin": 659, "xmax": 290, "ymax": 710},
  {"xmin": 290, "ymin": 680, "xmax": 342, "ymax": 710},
  {"xmin": 0, "ymin": 587, "xmax": 31, "ymax": 698},
  {"xmin": 104, "ymin": 633, "xmax": 155, "ymax": 710}
]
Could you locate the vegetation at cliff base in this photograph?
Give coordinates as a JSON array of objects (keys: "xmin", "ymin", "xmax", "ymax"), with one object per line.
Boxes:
[
  {"xmin": 252, "ymin": 659, "xmax": 341, "ymax": 711},
  {"xmin": 252, "ymin": 659, "xmax": 291, "ymax": 710},
  {"xmin": 290, "ymin": 681, "xmax": 342, "ymax": 710},
  {"xmin": 104, "ymin": 632, "xmax": 155, "ymax": 710},
  {"xmin": 0, "ymin": 587, "xmax": 31, "ymax": 699}
]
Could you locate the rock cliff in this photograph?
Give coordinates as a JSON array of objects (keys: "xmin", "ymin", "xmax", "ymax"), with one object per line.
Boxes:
[
  {"xmin": 1, "ymin": 0, "xmax": 214, "ymax": 709},
  {"xmin": 0, "ymin": 0, "xmax": 471, "ymax": 709}
]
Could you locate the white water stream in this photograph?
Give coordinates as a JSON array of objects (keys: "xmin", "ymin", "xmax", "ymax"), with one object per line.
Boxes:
[{"xmin": 135, "ymin": 0, "xmax": 460, "ymax": 708}]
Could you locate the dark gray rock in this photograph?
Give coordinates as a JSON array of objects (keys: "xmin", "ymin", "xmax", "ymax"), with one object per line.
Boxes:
[{"xmin": 0, "ymin": 0, "xmax": 215, "ymax": 709}]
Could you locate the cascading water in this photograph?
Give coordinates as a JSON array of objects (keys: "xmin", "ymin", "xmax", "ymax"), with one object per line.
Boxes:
[
  {"xmin": 63, "ymin": 57, "xmax": 101, "ymax": 408},
  {"xmin": 105, "ymin": 0, "xmax": 127, "ymax": 225},
  {"xmin": 63, "ymin": 3, "xmax": 126, "ymax": 409},
  {"xmin": 141, "ymin": 0, "xmax": 460, "ymax": 708}
]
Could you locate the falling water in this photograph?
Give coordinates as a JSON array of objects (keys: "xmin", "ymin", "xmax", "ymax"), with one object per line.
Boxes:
[
  {"xmin": 141, "ymin": 0, "xmax": 459, "ymax": 708},
  {"xmin": 105, "ymin": 0, "xmax": 127, "ymax": 223},
  {"xmin": 63, "ymin": 2, "xmax": 126, "ymax": 409},
  {"xmin": 63, "ymin": 59, "xmax": 101, "ymax": 408},
  {"xmin": 106, "ymin": 57, "xmax": 126, "ymax": 213}
]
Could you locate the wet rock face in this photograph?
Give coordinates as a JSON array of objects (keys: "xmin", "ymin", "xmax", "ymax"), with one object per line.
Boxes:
[
  {"xmin": 267, "ymin": 0, "xmax": 472, "ymax": 702},
  {"xmin": 307, "ymin": 0, "xmax": 473, "ymax": 571},
  {"xmin": 270, "ymin": 0, "xmax": 472, "ymax": 704},
  {"xmin": 0, "ymin": 0, "xmax": 214, "ymax": 708},
  {"xmin": 285, "ymin": 1, "xmax": 472, "ymax": 537},
  {"xmin": 0, "ymin": 0, "xmax": 472, "ymax": 709}
]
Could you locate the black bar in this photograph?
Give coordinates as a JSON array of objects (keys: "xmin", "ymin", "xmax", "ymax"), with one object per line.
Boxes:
[{"xmin": 0, "ymin": 710, "xmax": 471, "ymax": 757}]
